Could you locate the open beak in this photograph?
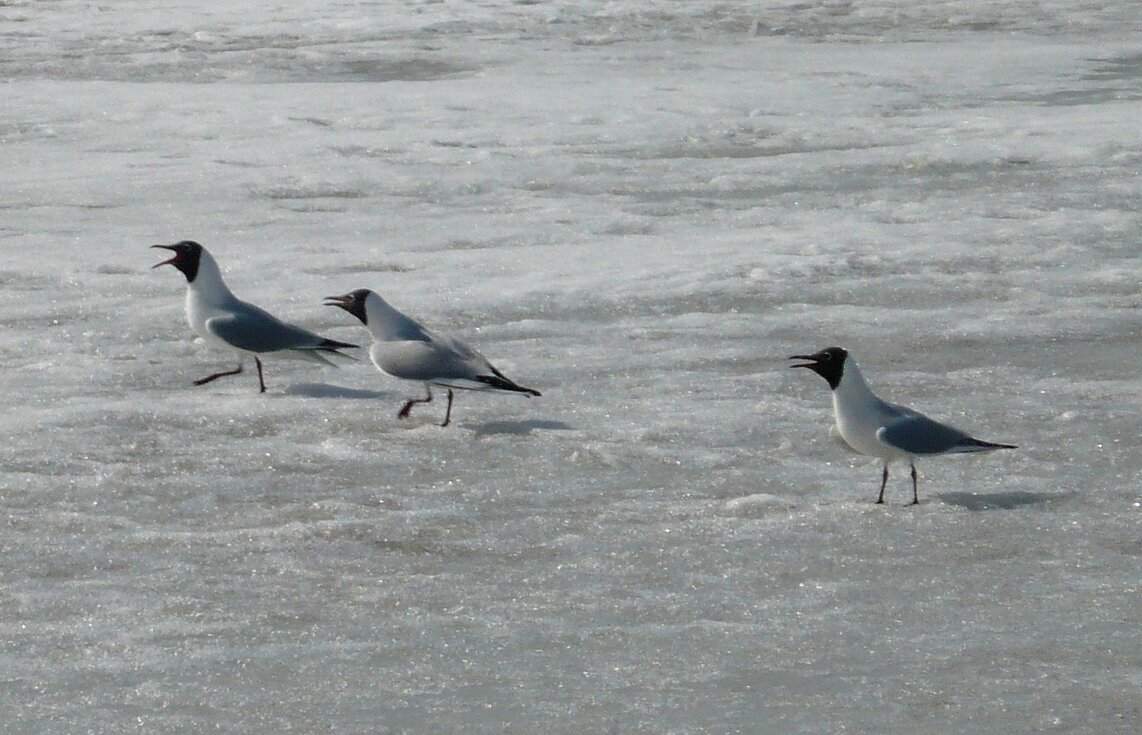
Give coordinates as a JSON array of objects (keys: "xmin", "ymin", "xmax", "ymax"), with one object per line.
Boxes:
[
  {"xmin": 151, "ymin": 244, "xmax": 178, "ymax": 269},
  {"xmin": 789, "ymin": 354, "xmax": 822, "ymax": 370},
  {"xmin": 323, "ymin": 294, "xmax": 352, "ymax": 310}
]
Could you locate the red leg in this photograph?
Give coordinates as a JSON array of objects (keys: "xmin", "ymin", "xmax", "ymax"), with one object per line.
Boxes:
[
  {"xmin": 398, "ymin": 386, "xmax": 433, "ymax": 419},
  {"xmin": 876, "ymin": 465, "xmax": 888, "ymax": 504},
  {"xmin": 194, "ymin": 364, "xmax": 243, "ymax": 386},
  {"xmin": 440, "ymin": 389, "xmax": 454, "ymax": 427}
]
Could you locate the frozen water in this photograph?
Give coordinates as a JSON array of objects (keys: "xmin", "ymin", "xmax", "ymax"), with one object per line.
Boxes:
[{"xmin": 1, "ymin": 1, "xmax": 1139, "ymax": 733}]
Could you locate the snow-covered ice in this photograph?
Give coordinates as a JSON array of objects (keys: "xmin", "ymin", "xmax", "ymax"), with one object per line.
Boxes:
[{"xmin": 1, "ymin": 1, "xmax": 1139, "ymax": 733}]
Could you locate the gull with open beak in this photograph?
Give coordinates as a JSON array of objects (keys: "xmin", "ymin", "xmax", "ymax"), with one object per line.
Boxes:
[
  {"xmin": 325, "ymin": 288, "xmax": 540, "ymax": 427},
  {"xmin": 791, "ymin": 346, "xmax": 1016, "ymax": 504},
  {"xmin": 152, "ymin": 241, "xmax": 356, "ymax": 392}
]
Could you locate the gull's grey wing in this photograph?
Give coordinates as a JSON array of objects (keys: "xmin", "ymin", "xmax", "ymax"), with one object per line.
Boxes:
[
  {"xmin": 373, "ymin": 336, "xmax": 488, "ymax": 382},
  {"xmin": 876, "ymin": 414, "xmax": 971, "ymax": 455},
  {"xmin": 205, "ymin": 309, "xmax": 324, "ymax": 354},
  {"xmin": 373, "ymin": 335, "xmax": 539, "ymax": 394}
]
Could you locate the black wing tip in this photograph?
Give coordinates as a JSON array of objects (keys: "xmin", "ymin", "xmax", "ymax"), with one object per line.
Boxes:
[
  {"xmin": 973, "ymin": 438, "xmax": 1018, "ymax": 450},
  {"xmin": 475, "ymin": 374, "xmax": 541, "ymax": 396},
  {"xmin": 320, "ymin": 338, "xmax": 359, "ymax": 351}
]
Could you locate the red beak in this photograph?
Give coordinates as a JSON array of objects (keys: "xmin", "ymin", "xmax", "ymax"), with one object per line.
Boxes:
[{"xmin": 151, "ymin": 244, "xmax": 179, "ymax": 269}]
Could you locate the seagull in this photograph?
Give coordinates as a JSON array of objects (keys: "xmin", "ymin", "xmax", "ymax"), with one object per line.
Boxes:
[
  {"xmin": 152, "ymin": 241, "xmax": 357, "ymax": 392},
  {"xmin": 790, "ymin": 346, "xmax": 1016, "ymax": 505},
  {"xmin": 324, "ymin": 288, "xmax": 540, "ymax": 427}
]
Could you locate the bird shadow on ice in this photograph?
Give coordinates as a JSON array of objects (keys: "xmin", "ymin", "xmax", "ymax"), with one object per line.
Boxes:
[
  {"xmin": 469, "ymin": 419, "xmax": 574, "ymax": 437},
  {"xmin": 938, "ymin": 490, "xmax": 1073, "ymax": 511},
  {"xmin": 280, "ymin": 382, "xmax": 389, "ymax": 400}
]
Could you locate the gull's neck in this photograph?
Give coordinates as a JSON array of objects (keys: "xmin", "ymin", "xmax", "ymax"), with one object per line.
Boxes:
[
  {"xmin": 832, "ymin": 358, "xmax": 886, "ymax": 416},
  {"xmin": 364, "ymin": 292, "xmax": 430, "ymax": 341},
  {"xmin": 187, "ymin": 249, "xmax": 238, "ymax": 306}
]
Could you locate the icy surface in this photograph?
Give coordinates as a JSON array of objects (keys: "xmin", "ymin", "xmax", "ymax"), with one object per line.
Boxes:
[{"xmin": 1, "ymin": 1, "xmax": 1139, "ymax": 733}]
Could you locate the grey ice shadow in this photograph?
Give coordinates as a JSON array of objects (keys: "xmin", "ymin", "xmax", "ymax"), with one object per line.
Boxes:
[
  {"xmin": 281, "ymin": 382, "xmax": 389, "ymax": 400},
  {"xmin": 470, "ymin": 419, "xmax": 574, "ymax": 437},
  {"xmin": 938, "ymin": 490, "xmax": 1072, "ymax": 511}
]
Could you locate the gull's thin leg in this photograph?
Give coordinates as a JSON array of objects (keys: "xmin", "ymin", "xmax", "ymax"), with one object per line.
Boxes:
[
  {"xmin": 194, "ymin": 364, "xmax": 243, "ymax": 386},
  {"xmin": 398, "ymin": 385, "xmax": 433, "ymax": 420},
  {"xmin": 910, "ymin": 463, "xmax": 919, "ymax": 505},
  {"xmin": 255, "ymin": 357, "xmax": 266, "ymax": 393},
  {"xmin": 440, "ymin": 389, "xmax": 454, "ymax": 427},
  {"xmin": 876, "ymin": 465, "xmax": 889, "ymax": 504}
]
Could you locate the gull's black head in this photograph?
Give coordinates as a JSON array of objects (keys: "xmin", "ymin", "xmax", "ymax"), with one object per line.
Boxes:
[
  {"xmin": 790, "ymin": 346, "xmax": 849, "ymax": 390},
  {"xmin": 151, "ymin": 240, "xmax": 204, "ymax": 282},
  {"xmin": 323, "ymin": 289, "xmax": 370, "ymax": 325}
]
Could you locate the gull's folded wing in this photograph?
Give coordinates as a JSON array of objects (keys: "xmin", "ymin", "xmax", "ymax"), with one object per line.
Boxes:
[
  {"xmin": 876, "ymin": 415, "xmax": 969, "ymax": 455},
  {"xmin": 205, "ymin": 312, "xmax": 320, "ymax": 353}
]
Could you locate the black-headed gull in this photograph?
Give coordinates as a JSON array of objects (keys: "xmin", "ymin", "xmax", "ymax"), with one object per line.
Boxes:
[
  {"xmin": 324, "ymin": 288, "xmax": 540, "ymax": 427},
  {"xmin": 152, "ymin": 241, "xmax": 356, "ymax": 393},
  {"xmin": 791, "ymin": 346, "xmax": 1016, "ymax": 504}
]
